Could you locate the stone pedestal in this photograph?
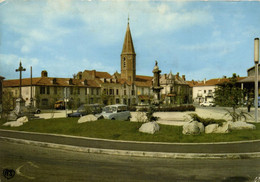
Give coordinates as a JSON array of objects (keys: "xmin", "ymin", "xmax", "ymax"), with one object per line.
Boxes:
[{"xmin": 8, "ymin": 98, "xmax": 25, "ymax": 121}]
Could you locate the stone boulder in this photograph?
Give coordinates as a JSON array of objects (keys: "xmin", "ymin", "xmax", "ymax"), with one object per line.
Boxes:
[
  {"xmin": 205, "ymin": 124, "xmax": 219, "ymax": 134},
  {"xmin": 229, "ymin": 121, "xmax": 256, "ymax": 131},
  {"xmin": 3, "ymin": 116, "xmax": 29, "ymax": 127},
  {"xmin": 78, "ymin": 114, "xmax": 98, "ymax": 123},
  {"xmin": 205, "ymin": 122, "xmax": 231, "ymax": 134},
  {"xmin": 17, "ymin": 116, "xmax": 29, "ymax": 123},
  {"xmin": 182, "ymin": 120, "xmax": 204, "ymax": 135},
  {"xmin": 3, "ymin": 121, "xmax": 23, "ymax": 127},
  {"xmin": 139, "ymin": 122, "xmax": 160, "ymax": 134}
]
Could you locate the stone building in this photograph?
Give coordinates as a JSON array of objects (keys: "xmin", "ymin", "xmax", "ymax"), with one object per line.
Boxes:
[
  {"xmin": 160, "ymin": 71, "xmax": 191, "ymax": 105},
  {"xmin": 74, "ymin": 20, "xmax": 153, "ymax": 106},
  {"xmin": 3, "ymin": 71, "xmax": 101, "ymax": 109}
]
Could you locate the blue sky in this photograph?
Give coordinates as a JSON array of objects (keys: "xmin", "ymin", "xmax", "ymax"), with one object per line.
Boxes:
[{"xmin": 0, "ymin": 0, "xmax": 260, "ymax": 81}]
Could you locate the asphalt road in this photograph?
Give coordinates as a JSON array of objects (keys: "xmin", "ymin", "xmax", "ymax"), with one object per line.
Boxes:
[
  {"xmin": 1, "ymin": 129, "xmax": 260, "ymax": 154},
  {"xmin": 0, "ymin": 140, "xmax": 259, "ymax": 182}
]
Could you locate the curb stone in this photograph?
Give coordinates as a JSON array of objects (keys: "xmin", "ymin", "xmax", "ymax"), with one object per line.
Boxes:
[
  {"xmin": 1, "ymin": 136, "xmax": 260, "ymax": 159},
  {"xmin": 1, "ymin": 129, "xmax": 260, "ymax": 145}
]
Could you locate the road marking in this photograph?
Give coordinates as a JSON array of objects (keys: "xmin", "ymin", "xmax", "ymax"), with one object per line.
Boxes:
[{"xmin": 16, "ymin": 161, "xmax": 39, "ymax": 180}]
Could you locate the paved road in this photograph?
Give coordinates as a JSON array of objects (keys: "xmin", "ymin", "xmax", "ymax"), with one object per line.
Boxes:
[
  {"xmin": 0, "ymin": 129, "xmax": 260, "ymax": 154},
  {"xmin": 0, "ymin": 140, "xmax": 259, "ymax": 182}
]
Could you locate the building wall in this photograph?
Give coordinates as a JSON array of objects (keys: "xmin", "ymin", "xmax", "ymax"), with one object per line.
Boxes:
[{"xmin": 192, "ymin": 85, "xmax": 215, "ymax": 103}]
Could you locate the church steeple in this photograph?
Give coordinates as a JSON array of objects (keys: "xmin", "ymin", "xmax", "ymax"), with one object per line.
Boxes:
[
  {"xmin": 121, "ymin": 20, "xmax": 135, "ymax": 54},
  {"xmin": 121, "ymin": 18, "xmax": 136, "ymax": 82}
]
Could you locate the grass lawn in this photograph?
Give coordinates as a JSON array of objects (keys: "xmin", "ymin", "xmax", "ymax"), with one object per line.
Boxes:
[{"xmin": 1, "ymin": 118, "xmax": 260, "ymax": 143}]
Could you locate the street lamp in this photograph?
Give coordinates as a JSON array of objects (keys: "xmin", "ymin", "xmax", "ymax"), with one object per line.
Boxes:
[{"xmin": 254, "ymin": 38, "xmax": 259, "ymax": 123}]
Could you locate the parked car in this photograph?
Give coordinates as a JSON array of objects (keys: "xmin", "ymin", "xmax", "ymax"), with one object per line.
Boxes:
[
  {"xmin": 67, "ymin": 104, "xmax": 103, "ymax": 117},
  {"xmin": 97, "ymin": 104, "xmax": 131, "ymax": 121},
  {"xmin": 54, "ymin": 100, "xmax": 65, "ymax": 110},
  {"xmin": 21, "ymin": 106, "xmax": 41, "ymax": 114},
  {"xmin": 200, "ymin": 101, "xmax": 216, "ymax": 107}
]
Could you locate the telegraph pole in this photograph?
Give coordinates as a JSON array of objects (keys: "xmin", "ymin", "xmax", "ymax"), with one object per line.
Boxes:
[{"xmin": 254, "ymin": 38, "xmax": 259, "ymax": 123}]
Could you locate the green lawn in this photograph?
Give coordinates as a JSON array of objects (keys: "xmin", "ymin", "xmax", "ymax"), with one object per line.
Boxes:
[{"xmin": 1, "ymin": 118, "xmax": 260, "ymax": 143}]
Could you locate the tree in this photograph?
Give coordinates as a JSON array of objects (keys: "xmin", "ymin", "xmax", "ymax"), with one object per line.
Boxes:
[{"xmin": 214, "ymin": 73, "xmax": 250, "ymax": 122}]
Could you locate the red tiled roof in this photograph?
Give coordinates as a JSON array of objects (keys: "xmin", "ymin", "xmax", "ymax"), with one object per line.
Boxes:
[
  {"xmin": 191, "ymin": 77, "xmax": 246, "ymax": 87},
  {"xmin": 135, "ymin": 81, "xmax": 152, "ymax": 87},
  {"xmin": 135, "ymin": 75, "xmax": 153, "ymax": 82},
  {"xmin": 83, "ymin": 70, "xmax": 112, "ymax": 79},
  {"xmin": 3, "ymin": 77, "xmax": 100, "ymax": 88}
]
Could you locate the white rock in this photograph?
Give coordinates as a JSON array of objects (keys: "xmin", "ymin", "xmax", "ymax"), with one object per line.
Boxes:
[
  {"xmin": 215, "ymin": 122, "xmax": 230, "ymax": 133},
  {"xmin": 17, "ymin": 116, "xmax": 28, "ymax": 123},
  {"xmin": 182, "ymin": 121, "xmax": 203, "ymax": 135},
  {"xmin": 3, "ymin": 121, "xmax": 23, "ymax": 127},
  {"xmin": 229, "ymin": 121, "xmax": 256, "ymax": 130},
  {"xmin": 139, "ymin": 122, "xmax": 160, "ymax": 134},
  {"xmin": 78, "ymin": 114, "xmax": 98, "ymax": 123},
  {"xmin": 197, "ymin": 122, "xmax": 205, "ymax": 133},
  {"xmin": 205, "ymin": 124, "xmax": 219, "ymax": 134}
]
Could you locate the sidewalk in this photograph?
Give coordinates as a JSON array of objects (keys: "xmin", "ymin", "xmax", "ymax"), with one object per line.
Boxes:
[{"xmin": 1, "ymin": 129, "xmax": 260, "ymax": 159}]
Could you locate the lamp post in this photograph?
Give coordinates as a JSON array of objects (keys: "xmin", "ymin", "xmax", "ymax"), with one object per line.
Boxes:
[{"xmin": 254, "ymin": 38, "xmax": 259, "ymax": 123}]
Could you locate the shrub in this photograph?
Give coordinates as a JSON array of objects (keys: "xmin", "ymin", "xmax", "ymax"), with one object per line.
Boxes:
[
  {"xmin": 138, "ymin": 105, "xmax": 195, "ymax": 112},
  {"xmin": 146, "ymin": 105, "xmax": 159, "ymax": 122},
  {"xmin": 189, "ymin": 113, "xmax": 226, "ymax": 127}
]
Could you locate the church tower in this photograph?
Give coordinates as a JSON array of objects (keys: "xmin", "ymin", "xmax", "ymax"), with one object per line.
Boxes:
[{"xmin": 121, "ymin": 19, "xmax": 136, "ymax": 82}]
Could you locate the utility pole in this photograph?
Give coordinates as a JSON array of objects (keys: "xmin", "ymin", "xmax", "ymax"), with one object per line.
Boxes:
[{"xmin": 254, "ymin": 38, "xmax": 259, "ymax": 123}]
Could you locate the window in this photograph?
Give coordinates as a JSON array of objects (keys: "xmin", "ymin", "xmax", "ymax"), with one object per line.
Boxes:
[
  {"xmin": 40, "ymin": 86, "xmax": 45, "ymax": 94},
  {"xmin": 132, "ymin": 90, "xmax": 135, "ymax": 96},
  {"xmin": 90, "ymin": 98, "xmax": 94, "ymax": 104},
  {"xmin": 116, "ymin": 89, "xmax": 119, "ymax": 95},
  {"xmin": 47, "ymin": 87, "xmax": 50, "ymax": 95},
  {"xmin": 54, "ymin": 87, "xmax": 57, "ymax": 95},
  {"xmin": 85, "ymin": 88, "xmax": 88, "ymax": 95},
  {"xmin": 123, "ymin": 57, "xmax": 126, "ymax": 68},
  {"xmin": 141, "ymin": 88, "xmax": 144, "ymax": 95},
  {"xmin": 116, "ymin": 98, "xmax": 120, "ymax": 104},
  {"xmin": 204, "ymin": 90, "xmax": 206, "ymax": 94},
  {"xmin": 91, "ymin": 88, "xmax": 94, "ymax": 95},
  {"xmin": 109, "ymin": 89, "xmax": 114, "ymax": 95},
  {"xmin": 78, "ymin": 88, "xmax": 80, "ymax": 95},
  {"xmin": 124, "ymin": 90, "xmax": 126, "ymax": 95},
  {"xmin": 70, "ymin": 87, "xmax": 73, "ymax": 95},
  {"xmin": 96, "ymin": 89, "xmax": 99, "ymax": 95}
]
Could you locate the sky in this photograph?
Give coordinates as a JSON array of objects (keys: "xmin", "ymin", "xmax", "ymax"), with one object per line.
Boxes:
[{"xmin": 0, "ymin": 0, "xmax": 260, "ymax": 81}]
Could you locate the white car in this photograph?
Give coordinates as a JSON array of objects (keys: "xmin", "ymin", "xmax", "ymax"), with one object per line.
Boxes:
[
  {"xmin": 98, "ymin": 104, "xmax": 131, "ymax": 121},
  {"xmin": 200, "ymin": 101, "xmax": 216, "ymax": 107}
]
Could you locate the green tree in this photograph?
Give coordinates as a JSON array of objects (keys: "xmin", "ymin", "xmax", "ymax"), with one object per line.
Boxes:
[{"xmin": 214, "ymin": 73, "xmax": 250, "ymax": 122}]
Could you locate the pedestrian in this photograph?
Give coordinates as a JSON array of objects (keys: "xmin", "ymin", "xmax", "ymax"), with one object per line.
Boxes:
[{"xmin": 247, "ymin": 100, "xmax": 252, "ymax": 112}]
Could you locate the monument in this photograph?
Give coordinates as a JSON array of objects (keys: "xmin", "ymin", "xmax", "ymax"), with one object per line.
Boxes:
[
  {"xmin": 8, "ymin": 61, "xmax": 26, "ymax": 120},
  {"xmin": 152, "ymin": 61, "xmax": 163, "ymax": 105}
]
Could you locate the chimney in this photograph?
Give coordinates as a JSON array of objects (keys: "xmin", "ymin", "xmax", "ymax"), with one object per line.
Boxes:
[
  {"xmin": 176, "ymin": 72, "xmax": 179, "ymax": 78},
  {"xmin": 52, "ymin": 78, "xmax": 57, "ymax": 84},
  {"xmin": 92, "ymin": 70, "xmax": 96, "ymax": 79},
  {"xmin": 182, "ymin": 75, "xmax": 186, "ymax": 81},
  {"xmin": 203, "ymin": 78, "xmax": 206, "ymax": 84},
  {"xmin": 41, "ymin": 70, "xmax": 48, "ymax": 77}
]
